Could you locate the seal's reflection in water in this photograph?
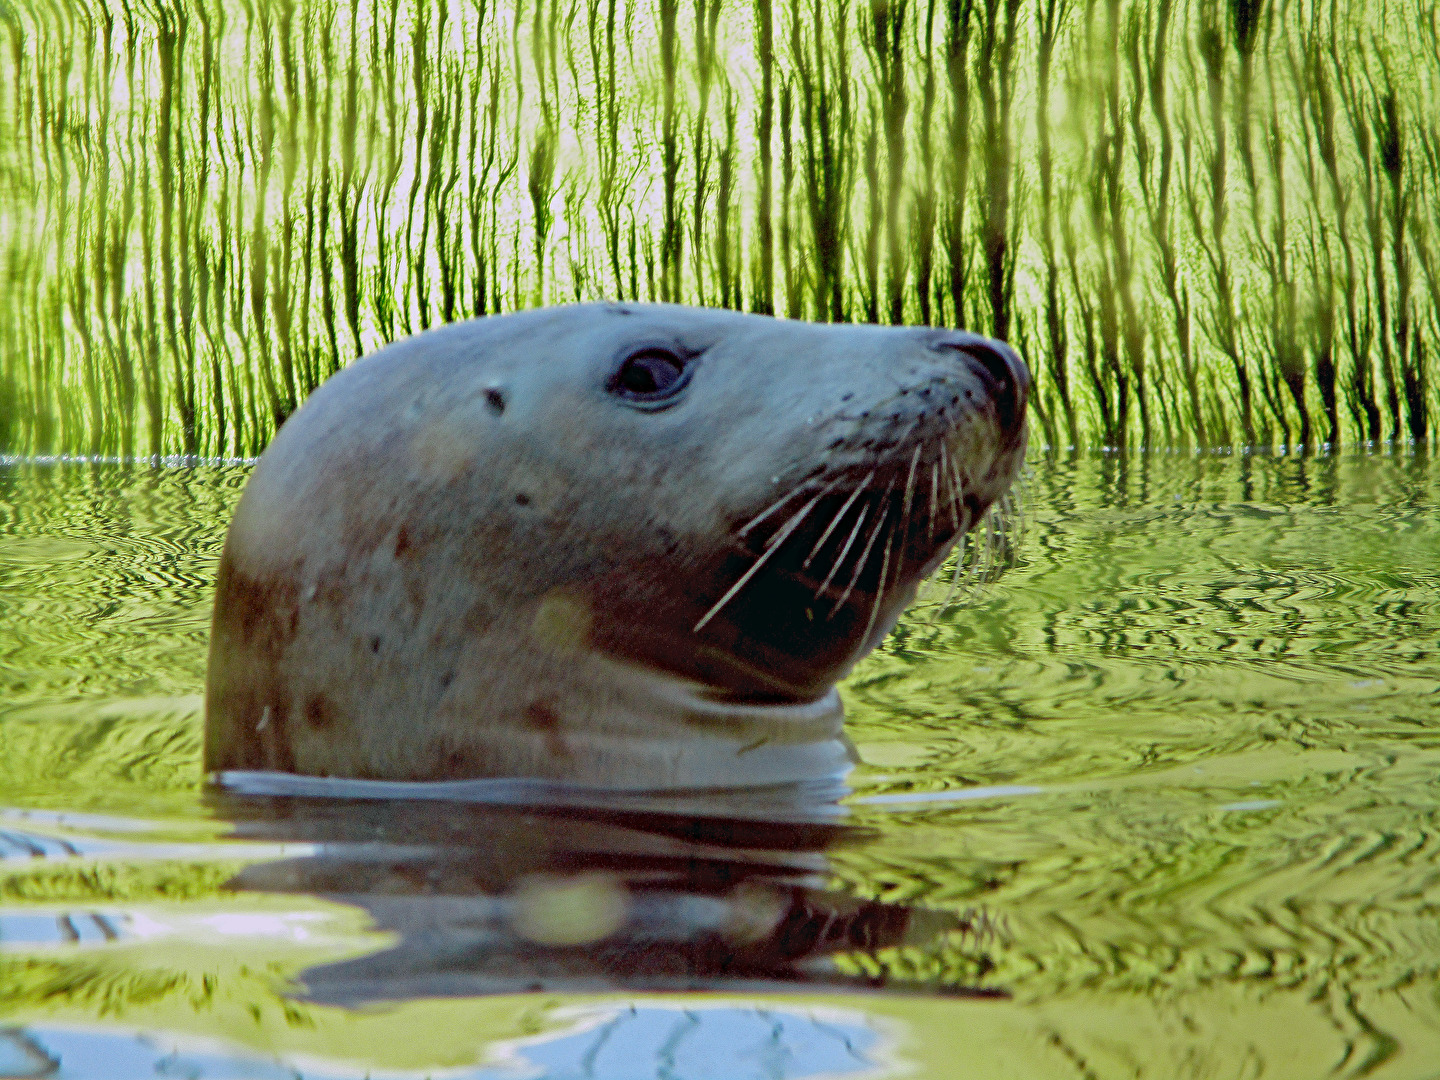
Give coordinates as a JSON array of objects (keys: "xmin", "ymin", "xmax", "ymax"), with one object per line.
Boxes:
[{"xmin": 210, "ymin": 775, "xmax": 987, "ymax": 1005}]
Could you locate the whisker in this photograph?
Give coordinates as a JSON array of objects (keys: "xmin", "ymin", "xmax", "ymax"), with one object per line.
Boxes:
[
  {"xmin": 802, "ymin": 470, "xmax": 873, "ymax": 571},
  {"xmin": 898, "ymin": 444, "xmax": 922, "ymax": 546},
  {"xmin": 831, "ymin": 478, "xmax": 895, "ymax": 616},
  {"xmin": 889, "ymin": 447, "xmax": 922, "ymax": 608},
  {"xmin": 695, "ymin": 488, "xmax": 826, "ymax": 632},
  {"xmin": 936, "ymin": 465, "xmax": 971, "ymax": 616},
  {"xmin": 927, "ymin": 460, "xmax": 940, "ymax": 543},
  {"xmin": 859, "ymin": 509, "xmax": 897, "ymax": 646},
  {"xmin": 1000, "ymin": 489, "xmax": 1025, "ymax": 552},
  {"xmin": 736, "ymin": 475, "xmax": 820, "ymax": 539},
  {"xmin": 816, "ymin": 502, "xmax": 870, "ymax": 599},
  {"xmin": 972, "ymin": 503, "xmax": 997, "ymax": 587},
  {"xmin": 945, "ymin": 462, "xmax": 966, "ymax": 536},
  {"xmin": 939, "ymin": 442, "xmax": 962, "ymax": 531},
  {"xmin": 831, "ymin": 508, "xmax": 887, "ymax": 617},
  {"xmin": 763, "ymin": 474, "xmax": 846, "ymax": 551},
  {"xmin": 937, "ymin": 529, "xmax": 968, "ymax": 616}
]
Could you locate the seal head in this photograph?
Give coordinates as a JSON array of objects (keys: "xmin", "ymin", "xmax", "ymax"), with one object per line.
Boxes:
[{"xmin": 205, "ymin": 303, "xmax": 1029, "ymax": 788}]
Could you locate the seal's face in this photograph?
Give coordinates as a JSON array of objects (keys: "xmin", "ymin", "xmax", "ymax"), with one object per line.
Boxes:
[
  {"xmin": 478, "ymin": 305, "xmax": 1029, "ymax": 701},
  {"xmin": 206, "ymin": 303, "xmax": 1028, "ymax": 785}
]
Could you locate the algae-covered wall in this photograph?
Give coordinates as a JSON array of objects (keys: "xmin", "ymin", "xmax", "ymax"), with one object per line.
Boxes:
[{"xmin": 1, "ymin": 0, "xmax": 1437, "ymax": 457}]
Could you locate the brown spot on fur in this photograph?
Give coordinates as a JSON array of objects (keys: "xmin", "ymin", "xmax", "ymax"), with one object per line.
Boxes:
[
  {"xmin": 304, "ymin": 694, "xmax": 335, "ymax": 730},
  {"xmin": 428, "ymin": 740, "xmax": 496, "ymax": 780},
  {"xmin": 525, "ymin": 699, "xmax": 572, "ymax": 760},
  {"xmin": 204, "ymin": 562, "xmax": 303, "ymax": 773},
  {"xmin": 394, "ymin": 524, "xmax": 412, "ymax": 557},
  {"xmin": 216, "ymin": 563, "xmax": 301, "ymax": 653}
]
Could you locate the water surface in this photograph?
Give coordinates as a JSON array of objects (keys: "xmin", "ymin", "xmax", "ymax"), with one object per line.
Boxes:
[{"xmin": 2, "ymin": 452, "xmax": 1439, "ymax": 1078}]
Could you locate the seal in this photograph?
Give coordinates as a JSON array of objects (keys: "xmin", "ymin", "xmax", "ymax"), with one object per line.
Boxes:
[{"xmin": 204, "ymin": 303, "xmax": 1029, "ymax": 789}]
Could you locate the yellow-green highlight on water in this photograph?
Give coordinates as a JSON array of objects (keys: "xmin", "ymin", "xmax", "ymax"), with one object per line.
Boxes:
[
  {"xmin": 2, "ymin": 0, "xmax": 1439, "ymax": 458},
  {"xmin": 1, "ymin": 450, "xmax": 1438, "ymax": 1075}
]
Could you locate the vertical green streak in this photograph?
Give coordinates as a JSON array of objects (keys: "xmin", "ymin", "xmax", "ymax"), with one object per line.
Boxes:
[
  {"xmin": 715, "ymin": 83, "xmax": 741, "ymax": 308},
  {"xmin": 1188, "ymin": 2, "xmax": 1253, "ymax": 446},
  {"xmin": 911, "ymin": 0, "xmax": 938, "ymax": 327},
  {"xmin": 941, "ymin": 0, "xmax": 973, "ymax": 330},
  {"xmin": 793, "ymin": 0, "xmax": 853, "ymax": 322},
  {"xmin": 338, "ymin": 0, "xmax": 363, "ymax": 356},
  {"xmin": 1035, "ymin": 0, "xmax": 1075, "ymax": 445},
  {"xmin": 402, "ymin": 1, "xmax": 433, "ymax": 333},
  {"xmin": 3, "ymin": 0, "xmax": 1438, "ymax": 456},
  {"xmin": 689, "ymin": 0, "xmax": 721, "ymax": 304},
  {"xmin": 753, "ymin": 0, "xmax": 775, "ymax": 314},
  {"xmin": 862, "ymin": 0, "xmax": 908, "ymax": 324},
  {"xmin": 657, "ymin": 0, "xmax": 681, "ymax": 302},
  {"xmin": 588, "ymin": 0, "xmax": 623, "ymax": 299},
  {"xmin": 973, "ymin": 0, "xmax": 1018, "ymax": 342}
]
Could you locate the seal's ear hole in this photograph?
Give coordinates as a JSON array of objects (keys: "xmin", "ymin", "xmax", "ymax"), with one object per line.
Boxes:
[
  {"xmin": 610, "ymin": 348, "xmax": 689, "ymax": 402},
  {"xmin": 484, "ymin": 387, "xmax": 507, "ymax": 415}
]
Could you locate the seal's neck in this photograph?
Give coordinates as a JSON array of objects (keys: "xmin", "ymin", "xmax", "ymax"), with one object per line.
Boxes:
[{"xmin": 574, "ymin": 655, "xmax": 855, "ymax": 790}]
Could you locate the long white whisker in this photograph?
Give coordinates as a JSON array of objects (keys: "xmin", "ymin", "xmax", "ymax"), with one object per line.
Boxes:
[
  {"xmin": 927, "ymin": 460, "xmax": 940, "ymax": 543},
  {"xmin": 937, "ymin": 529, "xmax": 968, "ymax": 615},
  {"xmin": 889, "ymin": 446, "xmax": 922, "ymax": 609},
  {"xmin": 937, "ymin": 466, "xmax": 970, "ymax": 615},
  {"xmin": 939, "ymin": 442, "xmax": 962, "ymax": 531},
  {"xmin": 1008, "ymin": 489, "xmax": 1026, "ymax": 550},
  {"xmin": 970, "ymin": 503, "xmax": 996, "ymax": 587},
  {"xmin": 831, "ymin": 479, "xmax": 895, "ymax": 615},
  {"xmin": 816, "ymin": 502, "xmax": 870, "ymax": 599},
  {"xmin": 801, "ymin": 471, "xmax": 873, "ymax": 570},
  {"xmin": 947, "ymin": 455, "xmax": 969, "ymax": 526},
  {"xmin": 899, "ymin": 444, "xmax": 922, "ymax": 542},
  {"xmin": 859, "ymin": 512, "xmax": 897, "ymax": 646},
  {"xmin": 763, "ymin": 474, "xmax": 845, "ymax": 551},
  {"xmin": 736, "ymin": 476, "xmax": 819, "ymax": 539},
  {"xmin": 695, "ymin": 488, "xmax": 826, "ymax": 632}
]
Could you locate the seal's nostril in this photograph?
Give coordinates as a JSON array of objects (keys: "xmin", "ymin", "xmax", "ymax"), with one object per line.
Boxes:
[{"xmin": 946, "ymin": 340, "xmax": 1028, "ymax": 433}]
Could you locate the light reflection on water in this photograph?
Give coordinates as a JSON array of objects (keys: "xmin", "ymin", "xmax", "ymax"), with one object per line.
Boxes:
[
  {"xmin": 3, "ymin": 1005, "xmax": 887, "ymax": 1079},
  {"xmin": 1, "ymin": 453, "xmax": 1439, "ymax": 1077}
]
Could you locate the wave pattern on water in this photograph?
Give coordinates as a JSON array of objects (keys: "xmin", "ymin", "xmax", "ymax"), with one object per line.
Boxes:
[{"xmin": 3, "ymin": 453, "xmax": 1440, "ymax": 1076}]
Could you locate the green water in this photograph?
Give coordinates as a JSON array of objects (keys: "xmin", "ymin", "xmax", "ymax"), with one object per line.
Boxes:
[{"xmin": 2, "ymin": 453, "xmax": 1439, "ymax": 1078}]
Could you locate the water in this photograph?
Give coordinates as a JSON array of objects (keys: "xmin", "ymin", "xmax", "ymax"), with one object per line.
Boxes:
[{"xmin": 2, "ymin": 452, "xmax": 1439, "ymax": 1078}]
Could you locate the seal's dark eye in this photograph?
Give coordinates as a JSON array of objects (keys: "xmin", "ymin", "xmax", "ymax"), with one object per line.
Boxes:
[{"xmin": 611, "ymin": 348, "xmax": 689, "ymax": 402}]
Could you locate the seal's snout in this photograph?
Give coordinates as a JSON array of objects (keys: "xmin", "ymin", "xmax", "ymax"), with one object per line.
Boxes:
[{"xmin": 931, "ymin": 335, "xmax": 1030, "ymax": 438}]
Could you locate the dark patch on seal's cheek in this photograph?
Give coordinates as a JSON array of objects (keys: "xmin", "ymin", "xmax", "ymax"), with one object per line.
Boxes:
[{"xmin": 524, "ymin": 698, "xmax": 572, "ymax": 760}]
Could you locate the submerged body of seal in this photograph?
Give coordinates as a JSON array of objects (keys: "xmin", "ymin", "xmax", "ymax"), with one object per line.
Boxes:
[{"xmin": 205, "ymin": 303, "xmax": 1029, "ymax": 789}]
